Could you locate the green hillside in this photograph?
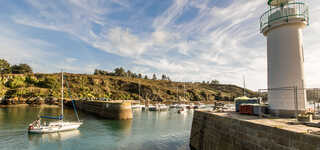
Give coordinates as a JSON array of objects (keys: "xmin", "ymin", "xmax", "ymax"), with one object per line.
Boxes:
[{"xmin": 0, "ymin": 73, "xmax": 258, "ymax": 102}]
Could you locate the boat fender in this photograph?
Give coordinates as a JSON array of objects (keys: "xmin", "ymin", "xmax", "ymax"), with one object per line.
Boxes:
[{"xmin": 28, "ymin": 125, "xmax": 34, "ymax": 130}]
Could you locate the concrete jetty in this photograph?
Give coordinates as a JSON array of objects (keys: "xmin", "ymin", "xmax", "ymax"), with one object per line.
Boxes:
[
  {"xmin": 190, "ymin": 110, "xmax": 320, "ymax": 150},
  {"xmin": 74, "ymin": 100, "xmax": 133, "ymax": 120}
]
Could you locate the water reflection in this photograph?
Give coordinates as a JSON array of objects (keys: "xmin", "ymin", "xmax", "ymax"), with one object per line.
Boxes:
[
  {"xmin": 28, "ymin": 130, "xmax": 81, "ymax": 144},
  {"xmin": 107, "ymin": 120, "xmax": 133, "ymax": 136},
  {"xmin": 0, "ymin": 106, "xmax": 193, "ymax": 150}
]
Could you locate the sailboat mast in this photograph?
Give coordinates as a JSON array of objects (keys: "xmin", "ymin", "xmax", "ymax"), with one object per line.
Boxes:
[
  {"xmin": 177, "ymin": 86, "xmax": 179, "ymax": 102},
  {"xmin": 61, "ymin": 70, "xmax": 64, "ymax": 118},
  {"xmin": 183, "ymin": 82, "xmax": 185, "ymax": 101},
  {"xmin": 243, "ymin": 75, "xmax": 246, "ymax": 96},
  {"xmin": 138, "ymin": 80, "xmax": 141, "ymax": 102}
]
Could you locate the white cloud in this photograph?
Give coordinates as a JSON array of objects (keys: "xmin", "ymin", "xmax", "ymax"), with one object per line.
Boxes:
[
  {"xmin": 6, "ymin": 0, "xmax": 320, "ymax": 90},
  {"xmin": 0, "ymin": 25, "xmax": 57, "ymax": 73},
  {"xmin": 58, "ymin": 63, "xmax": 100, "ymax": 74},
  {"xmin": 152, "ymin": 0, "xmax": 189, "ymax": 30},
  {"xmin": 152, "ymin": 30, "xmax": 170, "ymax": 44},
  {"xmin": 65, "ymin": 57, "xmax": 78, "ymax": 63},
  {"xmin": 92, "ymin": 27, "xmax": 151, "ymax": 57}
]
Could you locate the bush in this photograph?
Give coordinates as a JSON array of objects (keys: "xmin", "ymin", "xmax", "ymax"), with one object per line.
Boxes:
[
  {"xmin": 37, "ymin": 76, "xmax": 58, "ymax": 88},
  {"xmin": 5, "ymin": 76, "xmax": 26, "ymax": 88},
  {"xmin": 11, "ymin": 64, "xmax": 33, "ymax": 74},
  {"xmin": 26, "ymin": 75, "xmax": 38, "ymax": 85},
  {"xmin": 0, "ymin": 59, "xmax": 11, "ymax": 74},
  {"xmin": 0, "ymin": 84, "xmax": 6, "ymax": 97}
]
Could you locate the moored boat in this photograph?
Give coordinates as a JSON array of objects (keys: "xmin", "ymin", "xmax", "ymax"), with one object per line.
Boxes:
[
  {"xmin": 158, "ymin": 104, "xmax": 169, "ymax": 111},
  {"xmin": 28, "ymin": 71, "xmax": 82, "ymax": 134},
  {"xmin": 148, "ymin": 105, "xmax": 158, "ymax": 111},
  {"xmin": 28, "ymin": 120, "xmax": 82, "ymax": 134},
  {"xmin": 177, "ymin": 107, "xmax": 186, "ymax": 114}
]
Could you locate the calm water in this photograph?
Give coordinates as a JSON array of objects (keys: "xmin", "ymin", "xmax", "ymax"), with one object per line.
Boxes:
[{"xmin": 0, "ymin": 105, "xmax": 193, "ymax": 150}]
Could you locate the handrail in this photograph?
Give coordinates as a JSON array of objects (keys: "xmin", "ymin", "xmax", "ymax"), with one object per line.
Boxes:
[
  {"xmin": 260, "ymin": 2, "xmax": 308, "ymax": 33},
  {"xmin": 260, "ymin": 2, "xmax": 305, "ymax": 21}
]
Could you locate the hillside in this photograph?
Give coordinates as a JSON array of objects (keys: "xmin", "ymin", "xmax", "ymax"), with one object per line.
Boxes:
[{"xmin": 0, "ymin": 73, "xmax": 258, "ymax": 102}]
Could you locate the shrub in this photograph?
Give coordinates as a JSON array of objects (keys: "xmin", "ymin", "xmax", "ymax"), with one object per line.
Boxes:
[
  {"xmin": 37, "ymin": 76, "xmax": 58, "ymax": 88},
  {"xmin": 5, "ymin": 76, "xmax": 26, "ymax": 88},
  {"xmin": 11, "ymin": 64, "xmax": 33, "ymax": 74},
  {"xmin": 26, "ymin": 75, "xmax": 38, "ymax": 85}
]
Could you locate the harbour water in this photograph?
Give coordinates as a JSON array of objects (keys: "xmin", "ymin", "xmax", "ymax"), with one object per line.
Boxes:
[{"xmin": 0, "ymin": 105, "xmax": 193, "ymax": 150}]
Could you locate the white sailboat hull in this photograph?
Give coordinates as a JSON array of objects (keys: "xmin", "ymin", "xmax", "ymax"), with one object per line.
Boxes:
[
  {"xmin": 28, "ymin": 122, "xmax": 82, "ymax": 134},
  {"xmin": 28, "ymin": 72, "xmax": 82, "ymax": 134}
]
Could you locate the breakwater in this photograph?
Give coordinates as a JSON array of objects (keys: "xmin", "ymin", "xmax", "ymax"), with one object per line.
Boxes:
[
  {"xmin": 74, "ymin": 100, "xmax": 133, "ymax": 120},
  {"xmin": 190, "ymin": 110, "xmax": 320, "ymax": 150}
]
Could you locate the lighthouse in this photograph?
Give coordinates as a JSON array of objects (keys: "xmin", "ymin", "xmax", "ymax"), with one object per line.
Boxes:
[{"xmin": 260, "ymin": 0, "xmax": 309, "ymax": 117}]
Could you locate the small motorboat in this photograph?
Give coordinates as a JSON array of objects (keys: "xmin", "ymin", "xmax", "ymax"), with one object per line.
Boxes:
[
  {"xmin": 158, "ymin": 104, "xmax": 169, "ymax": 111},
  {"xmin": 177, "ymin": 108, "xmax": 186, "ymax": 114},
  {"xmin": 186, "ymin": 103, "xmax": 195, "ymax": 109},
  {"xmin": 148, "ymin": 105, "xmax": 158, "ymax": 111},
  {"xmin": 132, "ymin": 104, "xmax": 144, "ymax": 110}
]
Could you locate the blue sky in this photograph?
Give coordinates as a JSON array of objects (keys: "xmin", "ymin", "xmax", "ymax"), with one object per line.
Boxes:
[{"xmin": 0, "ymin": 0, "xmax": 320, "ymax": 90}]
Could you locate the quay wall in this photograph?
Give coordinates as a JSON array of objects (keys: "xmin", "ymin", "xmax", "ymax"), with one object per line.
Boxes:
[
  {"xmin": 75, "ymin": 100, "xmax": 133, "ymax": 120},
  {"xmin": 190, "ymin": 111, "xmax": 320, "ymax": 150}
]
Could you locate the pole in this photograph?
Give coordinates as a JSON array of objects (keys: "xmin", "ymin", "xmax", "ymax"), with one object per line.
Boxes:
[
  {"xmin": 139, "ymin": 80, "xmax": 141, "ymax": 102},
  {"xmin": 258, "ymin": 89, "xmax": 262, "ymax": 118},
  {"xmin": 243, "ymin": 75, "xmax": 246, "ymax": 96},
  {"xmin": 61, "ymin": 70, "xmax": 64, "ymax": 119},
  {"xmin": 184, "ymin": 82, "xmax": 186, "ymax": 101},
  {"xmin": 294, "ymin": 86, "xmax": 298, "ymax": 120},
  {"xmin": 177, "ymin": 87, "xmax": 179, "ymax": 102}
]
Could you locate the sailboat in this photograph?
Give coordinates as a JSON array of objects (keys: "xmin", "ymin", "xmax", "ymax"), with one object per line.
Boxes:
[{"xmin": 28, "ymin": 71, "xmax": 82, "ymax": 134}]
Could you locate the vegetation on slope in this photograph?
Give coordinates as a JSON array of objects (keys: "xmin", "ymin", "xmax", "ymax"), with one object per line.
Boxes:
[
  {"xmin": 0, "ymin": 59, "xmax": 258, "ymax": 102},
  {"xmin": 0, "ymin": 73, "xmax": 258, "ymax": 102}
]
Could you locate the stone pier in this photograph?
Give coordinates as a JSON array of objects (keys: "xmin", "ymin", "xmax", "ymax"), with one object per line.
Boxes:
[
  {"xmin": 75, "ymin": 100, "xmax": 133, "ymax": 120},
  {"xmin": 190, "ymin": 110, "xmax": 320, "ymax": 150}
]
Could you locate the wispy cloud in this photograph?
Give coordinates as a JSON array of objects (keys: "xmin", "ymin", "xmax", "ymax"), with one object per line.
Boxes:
[{"xmin": 2, "ymin": 0, "xmax": 320, "ymax": 90}]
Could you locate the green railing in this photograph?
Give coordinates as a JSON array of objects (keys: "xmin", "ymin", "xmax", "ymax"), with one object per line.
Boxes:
[{"xmin": 260, "ymin": 2, "xmax": 309, "ymax": 33}]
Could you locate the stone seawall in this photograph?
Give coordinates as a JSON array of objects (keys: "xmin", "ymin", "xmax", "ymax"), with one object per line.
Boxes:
[
  {"xmin": 190, "ymin": 110, "xmax": 320, "ymax": 150},
  {"xmin": 75, "ymin": 100, "xmax": 133, "ymax": 120}
]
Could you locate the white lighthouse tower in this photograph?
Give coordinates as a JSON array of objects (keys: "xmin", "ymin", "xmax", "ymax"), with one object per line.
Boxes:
[{"xmin": 260, "ymin": 0, "xmax": 309, "ymax": 117}]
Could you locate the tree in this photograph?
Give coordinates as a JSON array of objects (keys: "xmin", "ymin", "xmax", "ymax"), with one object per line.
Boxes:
[
  {"xmin": 152, "ymin": 74, "xmax": 157, "ymax": 80},
  {"xmin": 11, "ymin": 64, "xmax": 33, "ymax": 74},
  {"xmin": 132, "ymin": 73, "xmax": 138, "ymax": 78},
  {"xmin": 138, "ymin": 74, "xmax": 142, "ymax": 78},
  {"xmin": 210, "ymin": 80, "xmax": 220, "ymax": 85},
  {"xmin": 94, "ymin": 69, "xmax": 105, "ymax": 75},
  {"xmin": 144, "ymin": 75, "xmax": 148, "ymax": 79},
  {"xmin": 94, "ymin": 69, "xmax": 101, "ymax": 75},
  {"xmin": 0, "ymin": 59, "xmax": 11, "ymax": 74},
  {"xmin": 127, "ymin": 70, "xmax": 132, "ymax": 77},
  {"xmin": 114, "ymin": 67, "xmax": 126, "ymax": 76},
  {"xmin": 161, "ymin": 74, "xmax": 167, "ymax": 80}
]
